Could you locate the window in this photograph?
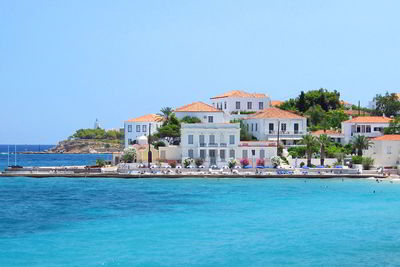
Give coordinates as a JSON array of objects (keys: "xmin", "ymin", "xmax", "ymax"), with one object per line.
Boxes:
[
  {"xmin": 260, "ymin": 149, "xmax": 265, "ymax": 159},
  {"xmin": 209, "ymin": 134, "xmax": 215, "ymax": 144},
  {"xmin": 200, "ymin": 135, "xmax": 205, "ymax": 146},
  {"xmin": 224, "ymin": 102, "xmax": 227, "ymax": 109},
  {"xmin": 387, "ymin": 146, "xmax": 392, "ymax": 154},
  {"xmin": 229, "ymin": 135, "xmax": 235, "ymax": 145},
  {"xmin": 188, "ymin": 135, "xmax": 194, "ymax": 144},
  {"xmin": 188, "ymin": 149, "xmax": 194, "ymax": 158},
  {"xmin": 251, "ymin": 123, "xmax": 254, "ymax": 132},
  {"xmin": 128, "ymin": 138, "xmax": 132, "ymax": 145},
  {"xmin": 208, "ymin": 116, "xmax": 214, "ymax": 123},
  {"xmin": 259, "ymin": 102, "xmax": 264, "ymax": 110},
  {"xmin": 142, "ymin": 125, "xmax": 147, "ymax": 133},
  {"xmin": 294, "ymin": 123, "xmax": 299, "ymax": 134},
  {"xmin": 269, "ymin": 123, "xmax": 274, "ymax": 133},
  {"xmin": 366, "ymin": 125, "xmax": 371, "ymax": 133},
  {"xmin": 200, "ymin": 150, "xmax": 206, "ymax": 159},
  {"xmin": 242, "ymin": 150, "xmax": 248, "ymax": 159},
  {"xmin": 247, "ymin": 102, "xmax": 252, "ymax": 109},
  {"xmin": 247, "ymin": 124, "xmax": 249, "ymax": 131},
  {"xmin": 255, "ymin": 123, "xmax": 258, "ymax": 131},
  {"xmin": 236, "ymin": 101, "xmax": 240, "ymax": 109},
  {"xmin": 220, "ymin": 150, "xmax": 226, "ymax": 161},
  {"xmin": 229, "ymin": 149, "xmax": 235, "ymax": 158},
  {"xmin": 128, "ymin": 125, "xmax": 132, "ymax": 132},
  {"xmin": 361, "ymin": 125, "xmax": 366, "ymax": 133},
  {"xmin": 136, "ymin": 125, "xmax": 141, "ymax": 132},
  {"xmin": 357, "ymin": 125, "xmax": 361, "ymax": 133},
  {"xmin": 374, "ymin": 127, "xmax": 383, "ymax": 132},
  {"xmin": 281, "ymin": 123, "xmax": 286, "ymax": 132}
]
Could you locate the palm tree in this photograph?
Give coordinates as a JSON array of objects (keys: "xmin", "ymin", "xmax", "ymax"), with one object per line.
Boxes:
[
  {"xmin": 351, "ymin": 135, "xmax": 371, "ymax": 156},
  {"xmin": 158, "ymin": 107, "xmax": 173, "ymax": 121},
  {"xmin": 317, "ymin": 134, "xmax": 331, "ymax": 166},
  {"xmin": 300, "ymin": 134, "xmax": 318, "ymax": 167}
]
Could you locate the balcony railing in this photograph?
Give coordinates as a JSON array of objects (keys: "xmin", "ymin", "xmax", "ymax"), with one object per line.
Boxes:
[
  {"xmin": 268, "ymin": 130, "xmax": 303, "ymax": 135},
  {"xmin": 208, "ymin": 143, "xmax": 218, "ymax": 147},
  {"xmin": 200, "ymin": 143, "xmax": 207, "ymax": 147},
  {"xmin": 220, "ymin": 143, "xmax": 227, "ymax": 147}
]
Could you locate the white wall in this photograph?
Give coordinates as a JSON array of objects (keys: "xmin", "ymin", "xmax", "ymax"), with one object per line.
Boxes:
[
  {"xmin": 174, "ymin": 111, "xmax": 226, "ymax": 123},
  {"xmin": 341, "ymin": 122, "xmax": 388, "ymax": 143},
  {"xmin": 159, "ymin": 146, "xmax": 182, "ymax": 161},
  {"xmin": 364, "ymin": 140, "xmax": 400, "ymax": 167},
  {"xmin": 211, "ymin": 96, "xmax": 271, "ymax": 114},
  {"xmin": 124, "ymin": 121, "xmax": 161, "ymax": 148}
]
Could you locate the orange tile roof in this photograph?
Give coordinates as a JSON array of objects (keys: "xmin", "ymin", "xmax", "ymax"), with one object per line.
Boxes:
[
  {"xmin": 174, "ymin": 101, "xmax": 223, "ymax": 113},
  {"xmin": 125, "ymin": 114, "xmax": 164, "ymax": 122},
  {"xmin": 211, "ymin": 90, "xmax": 268, "ymax": 99},
  {"xmin": 271, "ymin": 100, "xmax": 283, "ymax": 107},
  {"xmin": 343, "ymin": 116, "xmax": 392, "ymax": 124},
  {"xmin": 373, "ymin": 135, "xmax": 400, "ymax": 141},
  {"xmin": 244, "ymin": 107, "xmax": 305, "ymax": 120},
  {"xmin": 312, "ymin": 130, "xmax": 343, "ymax": 136}
]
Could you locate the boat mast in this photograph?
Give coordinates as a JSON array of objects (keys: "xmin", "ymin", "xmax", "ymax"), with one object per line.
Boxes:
[
  {"xmin": 14, "ymin": 144, "xmax": 16, "ymax": 166},
  {"xmin": 7, "ymin": 145, "xmax": 9, "ymax": 167}
]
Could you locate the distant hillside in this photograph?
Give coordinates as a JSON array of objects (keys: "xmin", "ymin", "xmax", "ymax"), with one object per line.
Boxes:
[{"xmin": 49, "ymin": 139, "xmax": 122, "ymax": 154}]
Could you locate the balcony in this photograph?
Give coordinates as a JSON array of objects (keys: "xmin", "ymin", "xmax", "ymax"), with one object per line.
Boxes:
[
  {"xmin": 267, "ymin": 130, "xmax": 304, "ymax": 135},
  {"xmin": 220, "ymin": 143, "xmax": 227, "ymax": 147},
  {"xmin": 200, "ymin": 143, "xmax": 207, "ymax": 147},
  {"xmin": 208, "ymin": 143, "xmax": 218, "ymax": 147}
]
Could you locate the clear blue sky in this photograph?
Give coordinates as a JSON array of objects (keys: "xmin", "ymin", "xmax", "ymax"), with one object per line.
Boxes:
[{"xmin": 1, "ymin": 0, "xmax": 399, "ymax": 144}]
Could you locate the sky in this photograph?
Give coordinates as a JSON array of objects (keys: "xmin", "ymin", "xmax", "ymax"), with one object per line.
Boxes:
[{"xmin": 0, "ymin": 0, "xmax": 399, "ymax": 144}]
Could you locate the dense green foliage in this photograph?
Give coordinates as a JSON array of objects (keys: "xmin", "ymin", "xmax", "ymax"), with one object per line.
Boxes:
[
  {"xmin": 153, "ymin": 141, "xmax": 166, "ymax": 150},
  {"xmin": 317, "ymin": 134, "xmax": 331, "ymax": 166},
  {"xmin": 362, "ymin": 157, "xmax": 374, "ymax": 170},
  {"xmin": 281, "ymin": 88, "xmax": 341, "ymax": 113},
  {"xmin": 299, "ymin": 134, "xmax": 319, "ymax": 167},
  {"xmin": 373, "ymin": 92, "xmax": 400, "ymax": 117},
  {"xmin": 351, "ymin": 135, "xmax": 372, "ymax": 156},
  {"xmin": 158, "ymin": 107, "xmax": 173, "ymax": 120},
  {"xmin": 122, "ymin": 148, "xmax": 136, "ymax": 163},
  {"xmin": 154, "ymin": 114, "xmax": 181, "ymax": 144},
  {"xmin": 351, "ymin": 155, "xmax": 363, "ymax": 164},
  {"xmin": 384, "ymin": 116, "xmax": 400, "ymax": 134},
  {"xmin": 195, "ymin": 158, "xmax": 204, "ymax": 167},
  {"xmin": 95, "ymin": 159, "xmax": 106, "ymax": 167},
  {"xmin": 180, "ymin": 116, "xmax": 202, "ymax": 123},
  {"xmin": 71, "ymin": 128, "xmax": 123, "ymax": 140},
  {"xmin": 230, "ymin": 119, "xmax": 256, "ymax": 141}
]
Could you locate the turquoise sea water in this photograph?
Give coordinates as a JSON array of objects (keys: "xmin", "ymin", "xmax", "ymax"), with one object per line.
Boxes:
[{"xmin": 1, "ymin": 155, "xmax": 400, "ymax": 266}]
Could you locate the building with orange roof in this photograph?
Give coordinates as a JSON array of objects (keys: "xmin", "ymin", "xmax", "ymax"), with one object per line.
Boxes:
[
  {"xmin": 364, "ymin": 135, "xmax": 400, "ymax": 167},
  {"xmin": 174, "ymin": 101, "xmax": 227, "ymax": 123},
  {"xmin": 210, "ymin": 90, "xmax": 271, "ymax": 115},
  {"xmin": 242, "ymin": 107, "xmax": 307, "ymax": 146},
  {"xmin": 341, "ymin": 116, "xmax": 392, "ymax": 143},
  {"xmin": 312, "ymin": 129, "xmax": 345, "ymax": 144},
  {"xmin": 270, "ymin": 100, "xmax": 283, "ymax": 107},
  {"xmin": 124, "ymin": 114, "xmax": 164, "ymax": 147}
]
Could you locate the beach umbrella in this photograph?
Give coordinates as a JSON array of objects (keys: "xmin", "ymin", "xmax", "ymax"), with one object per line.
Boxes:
[
  {"xmin": 317, "ymin": 165, "xmax": 324, "ymax": 168},
  {"xmin": 256, "ymin": 166, "xmax": 264, "ymax": 169},
  {"xmin": 335, "ymin": 165, "xmax": 343, "ymax": 168},
  {"xmin": 302, "ymin": 166, "xmax": 309, "ymax": 169},
  {"xmin": 244, "ymin": 165, "xmax": 253, "ymax": 169}
]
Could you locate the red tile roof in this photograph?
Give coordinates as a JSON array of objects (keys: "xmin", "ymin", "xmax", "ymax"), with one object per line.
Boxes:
[
  {"xmin": 373, "ymin": 135, "xmax": 400, "ymax": 141},
  {"xmin": 271, "ymin": 100, "xmax": 283, "ymax": 107},
  {"xmin": 125, "ymin": 114, "xmax": 163, "ymax": 122},
  {"xmin": 245, "ymin": 107, "xmax": 305, "ymax": 119},
  {"xmin": 174, "ymin": 101, "xmax": 223, "ymax": 112},
  {"xmin": 343, "ymin": 116, "xmax": 392, "ymax": 124},
  {"xmin": 344, "ymin": 110, "xmax": 370, "ymax": 116},
  {"xmin": 211, "ymin": 90, "xmax": 268, "ymax": 99}
]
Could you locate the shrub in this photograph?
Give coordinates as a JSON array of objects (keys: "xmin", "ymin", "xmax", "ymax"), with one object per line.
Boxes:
[
  {"xmin": 228, "ymin": 159, "xmax": 237, "ymax": 169},
  {"xmin": 240, "ymin": 158, "xmax": 250, "ymax": 167},
  {"xmin": 300, "ymin": 162, "xmax": 305, "ymax": 167},
  {"xmin": 352, "ymin": 156, "xmax": 363, "ymax": 164},
  {"xmin": 270, "ymin": 156, "xmax": 281, "ymax": 168},
  {"xmin": 153, "ymin": 141, "xmax": 166, "ymax": 150},
  {"xmin": 280, "ymin": 156, "xmax": 289, "ymax": 165},
  {"xmin": 256, "ymin": 158, "xmax": 265, "ymax": 166},
  {"xmin": 122, "ymin": 148, "xmax": 136, "ymax": 163},
  {"xmin": 183, "ymin": 158, "xmax": 193, "ymax": 168},
  {"xmin": 362, "ymin": 157, "xmax": 375, "ymax": 170},
  {"xmin": 170, "ymin": 161, "xmax": 177, "ymax": 168},
  {"xmin": 195, "ymin": 158, "xmax": 204, "ymax": 167},
  {"xmin": 96, "ymin": 159, "xmax": 106, "ymax": 167}
]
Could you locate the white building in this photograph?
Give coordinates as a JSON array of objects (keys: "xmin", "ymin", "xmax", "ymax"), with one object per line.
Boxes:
[
  {"xmin": 311, "ymin": 130, "xmax": 345, "ymax": 144},
  {"xmin": 341, "ymin": 116, "xmax": 392, "ymax": 143},
  {"xmin": 237, "ymin": 141, "xmax": 277, "ymax": 166},
  {"xmin": 364, "ymin": 135, "xmax": 400, "ymax": 167},
  {"xmin": 124, "ymin": 114, "xmax": 163, "ymax": 148},
  {"xmin": 242, "ymin": 107, "xmax": 307, "ymax": 146},
  {"xmin": 210, "ymin": 90, "xmax": 271, "ymax": 116},
  {"xmin": 181, "ymin": 123, "xmax": 240, "ymax": 165},
  {"xmin": 174, "ymin": 101, "xmax": 227, "ymax": 123}
]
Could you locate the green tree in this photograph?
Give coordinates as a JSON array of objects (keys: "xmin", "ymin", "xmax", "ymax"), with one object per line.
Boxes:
[
  {"xmin": 351, "ymin": 135, "xmax": 372, "ymax": 156},
  {"xmin": 296, "ymin": 91, "xmax": 307, "ymax": 112},
  {"xmin": 325, "ymin": 110, "xmax": 349, "ymax": 129},
  {"xmin": 180, "ymin": 116, "xmax": 202, "ymax": 123},
  {"xmin": 154, "ymin": 114, "xmax": 181, "ymax": 144},
  {"xmin": 384, "ymin": 116, "xmax": 400, "ymax": 134},
  {"xmin": 96, "ymin": 159, "xmax": 106, "ymax": 167},
  {"xmin": 306, "ymin": 105, "xmax": 325, "ymax": 126},
  {"xmin": 373, "ymin": 92, "xmax": 400, "ymax": 117},
  {"xmin": 158, "ymin": 107, "xmax": 173, "ymax": 120},
  {"xmin": 230, "ymin": 119, "xmax": 254, "ymax": 141},
  {"xmin": 122, "ymin": 148, "xmax": 136, "ymax": 163},
  {"xmin": 317, "ymin": 134, "xmax": 331, "ymax": 166},
  {"xmin": 300, "ymin": 134, "xmax": 318, "ymax": 167}
]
